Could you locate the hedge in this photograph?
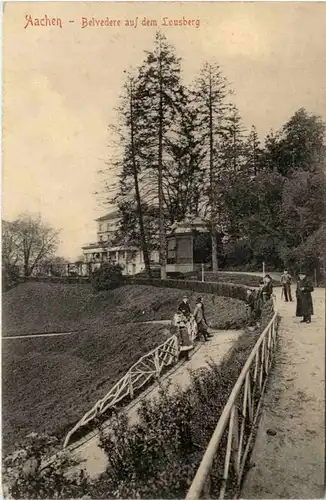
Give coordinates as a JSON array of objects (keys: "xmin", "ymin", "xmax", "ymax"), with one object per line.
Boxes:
[
  {"xmin": 123, "ymin": 277, "xmax": 248, "ymax": 302},
  {"xmin": 198, "ymin": 272, "xmax": 282, "ymax": 288},
  {"xmin": 20, "ymin": 276, "xmax": 90, "ymax": 285}
]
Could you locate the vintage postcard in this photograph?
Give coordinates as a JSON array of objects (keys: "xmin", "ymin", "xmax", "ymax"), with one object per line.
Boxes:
[{"xmin": 2, "ymin": 2, "xmax": 325, "ymax": 499}]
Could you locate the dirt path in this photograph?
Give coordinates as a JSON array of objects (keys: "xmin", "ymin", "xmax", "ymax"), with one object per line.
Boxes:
[
  {"xmin": 242, "ymin": 287, "xmax": 325, "ymax": 499},
  {"xmin": 2, "ymin": 331, "xmax": 75, "ymax": 339},
  {"xmin": 72, "ymin": 329, "xmax": 242, "ymax": 478}
]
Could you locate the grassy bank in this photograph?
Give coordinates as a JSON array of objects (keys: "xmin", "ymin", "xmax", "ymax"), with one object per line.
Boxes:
[
  {"xmin": 3, "ymin": 282, "xmax": 247, "ymax": 336},
  {"xmin": 2, "ymin": 282, "xmax": 246, "ymax": 454}
]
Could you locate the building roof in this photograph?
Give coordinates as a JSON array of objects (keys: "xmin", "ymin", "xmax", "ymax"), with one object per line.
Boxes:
[
  {"xmin": 95, "ymin": 211, "xmax": 119, "ymax": 222},
  {"xmin": 169, "ymin": 216, "xmax": 208, "ymax": 235},
  {"xmin": 82, "ymin": 242, "xmax": 138, "ymax": 251}
]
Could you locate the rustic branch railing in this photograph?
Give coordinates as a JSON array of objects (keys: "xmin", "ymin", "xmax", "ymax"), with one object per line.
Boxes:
[
  {"xmin": 186, "ymin": 296, "xmax": 278, "ymax": 500},
  {"xmin": 63, "ymin": 333, "xmax": 181, "ymax": 448}
]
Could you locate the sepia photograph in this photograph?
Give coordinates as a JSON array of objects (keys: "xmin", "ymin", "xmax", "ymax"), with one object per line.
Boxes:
[{"xmin": 2, "ymin": 1, "xmax": 325, "ymax": 498}]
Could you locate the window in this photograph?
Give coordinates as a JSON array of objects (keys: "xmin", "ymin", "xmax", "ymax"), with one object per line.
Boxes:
[{"xmin": 167, "ymin": 237, "xmax": 176, "ymax": 264}]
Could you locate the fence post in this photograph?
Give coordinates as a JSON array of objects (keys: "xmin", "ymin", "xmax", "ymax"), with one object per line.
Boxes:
[
  {"xmin": 262, "ymin": 261, "xmax": 265, "ymax": 278},
  {"xmin": 202, "ymin": 263, "xmax": 204, "ymax": 282},
  {"xmin": 231, "ymin": 406, "xmax": 240, "ymax": 480},
  {"xmin": 128, "ymin": 372, "xmax": 134, "ymax": 400},
  {"xmin": 202, "ymin": 472, "xmax": 211, "ymax": 498},
  {"xmin": 154, "ymin": 349, "xmax": 160, "ymax": 378}
]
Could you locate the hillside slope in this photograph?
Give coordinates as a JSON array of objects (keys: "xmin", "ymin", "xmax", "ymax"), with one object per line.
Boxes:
[
  {"xmin": 3, "ymin": 282, "xmax": 247, "ymax": 336},
  {"xmin": 2, "ymin": 282, "xmax": 247, "ymax": 453}
]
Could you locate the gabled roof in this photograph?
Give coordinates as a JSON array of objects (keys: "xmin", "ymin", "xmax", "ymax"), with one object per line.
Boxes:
[{"xmin": 95, "ymin": 211, "xmax": 119, "ymax": 222}]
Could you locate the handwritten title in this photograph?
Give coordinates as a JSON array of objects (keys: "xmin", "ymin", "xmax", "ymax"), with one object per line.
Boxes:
[{"xmin": 24, "ymin": 15, "xmax": 201, "ymax": 29}]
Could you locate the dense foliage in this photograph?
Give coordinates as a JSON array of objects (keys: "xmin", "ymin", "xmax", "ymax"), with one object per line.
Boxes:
[
  {"xmin": 104, "ymin": 31, "xmax": 325, "ymax": 280},
  {"xmin": 90, "ymin": 263, "xmax": 124, "ymax": 291}
]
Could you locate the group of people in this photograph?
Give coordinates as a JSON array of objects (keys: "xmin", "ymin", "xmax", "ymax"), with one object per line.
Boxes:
[
  {"xmin": 280, "ymin": 269, "xmax": 314, "ymax": 323},
  {"xmin": 177, "ymin": 295, "xmax": 213, "ymax": 342},
  {"xmin": 171, "ymin": 296, "xmax": 213, "ymax": 358},
  {"xmin": 173, "ymin": 269, "xmax": 314, "ymax": 358},
  {"xmin": 246, "ymin": 274, "xmax": 274, "ymax": 325},
  {"xmin": 246, "ymin": 270, "xmax": 314, "ymax": 325},
  {"xmin": 171, "ymin": 295, "xmax": 212, "ymax": 358}
]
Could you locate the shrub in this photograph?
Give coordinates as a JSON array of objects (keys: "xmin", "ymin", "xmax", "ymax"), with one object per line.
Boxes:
[
  {"xmin": 3, "ymin": 432, "xmax": 93, "ymax": 499},
  {"xmin": 90, "ymin": 263, "xmax": 123, "ymax": 292}
]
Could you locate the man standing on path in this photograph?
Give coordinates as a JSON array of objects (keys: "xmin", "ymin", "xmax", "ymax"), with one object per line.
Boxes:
[
  {"xmin": 280, "ymin": 269, "xmax": 293, "ymax": 302},
  {"xmin": 296, "ymin": 272, "xmax": 314, "ymax": 323}
]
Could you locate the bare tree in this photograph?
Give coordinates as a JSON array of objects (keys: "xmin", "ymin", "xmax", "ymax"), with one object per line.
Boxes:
[{"xmin": 2, "ymin": 213, "xmax": 60, "ymax": 277}]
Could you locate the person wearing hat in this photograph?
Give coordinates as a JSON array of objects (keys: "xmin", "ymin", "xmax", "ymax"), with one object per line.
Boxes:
[
  {"xmin": 178, "ymin": 295, "xmax": 191, "ymax": 318},
  {"xmin": 193, "ymin": 297, "xmax": 211, "ymax": 341},
  {"xmin": 296, "ymin": 272, "xmax": 314, "ymax": 323}
]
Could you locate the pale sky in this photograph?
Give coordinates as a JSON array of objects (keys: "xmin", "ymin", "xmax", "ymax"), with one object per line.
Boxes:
[{"xmin": 3, "ymin": 2, "xmax": 326, "ymax": 259}]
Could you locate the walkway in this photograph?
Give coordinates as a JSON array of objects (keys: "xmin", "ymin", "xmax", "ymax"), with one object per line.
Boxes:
[
  {"xmin": 242, "ymin": 287, "xmax": 325, "ymax": 499},
  {"xmin": 71, "ymin": 329, "xmax": 242, "ymax": 478}
]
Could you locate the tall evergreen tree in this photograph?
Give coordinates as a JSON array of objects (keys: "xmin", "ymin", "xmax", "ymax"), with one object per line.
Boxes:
[
  {"xmin": 134, "ymin": 32, "xmax": 186, "ymax": 279},
  {"xmin": 193, "ymin": 61, "xmax": 233, "ymax": 272},
  {"xmin": 164, "ymin": 94, "xmax": 206, "ymax": 223},
  {"xmin": 111, "ymin": 72, "xmax": 152, "ymax": 275},
  {"xmin": 246, "ymin": 125, "xmax": 261, "ymax": 177}
]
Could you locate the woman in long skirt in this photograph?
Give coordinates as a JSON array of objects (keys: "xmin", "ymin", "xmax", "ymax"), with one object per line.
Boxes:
[
  {"xmin": 172, "ymin": 312, "xmax": 194, "ymax": 360},
  {"xmin": 296, "ymin": 272, "xmax": 314, "ymax": 323}
]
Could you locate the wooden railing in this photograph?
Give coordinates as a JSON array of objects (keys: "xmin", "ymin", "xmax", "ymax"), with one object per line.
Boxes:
[
  {"xmin": 185, "ymin": 296, "xmax": 278, "ymax": 500},
  {"xmin": 63, "ymin": 333, "xmax": 182, "ymax": 448}
]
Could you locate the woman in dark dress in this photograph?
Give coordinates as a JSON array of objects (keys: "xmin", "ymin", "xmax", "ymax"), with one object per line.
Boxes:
[
  {"xmin": 262, "ymin": 274, "xmax": 273, "ymax": 302},
  {"xmin": 296, "ymin": 272, "xmax": 314, "ymax": 323}
]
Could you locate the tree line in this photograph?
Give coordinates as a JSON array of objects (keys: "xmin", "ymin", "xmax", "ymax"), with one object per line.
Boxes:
[{"xmin": 106, "ymin": 32, "xmax": 326, "ymax": 280}]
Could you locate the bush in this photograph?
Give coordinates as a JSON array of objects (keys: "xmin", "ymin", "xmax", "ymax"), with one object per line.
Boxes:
[
  {"xmin": 2, "ymin": 432, "xmax": 93, "ymax": 499},
  {"xmin": 90, "ymin": 263, "xmax": 123, "ymax": 292},
  {"xmin": 135, "ymin": 268, "xmax": 161, "ymax": 279},
  {"xmin": 222, "ymin": 240, "xmax": 253, "ymax": 269}
]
